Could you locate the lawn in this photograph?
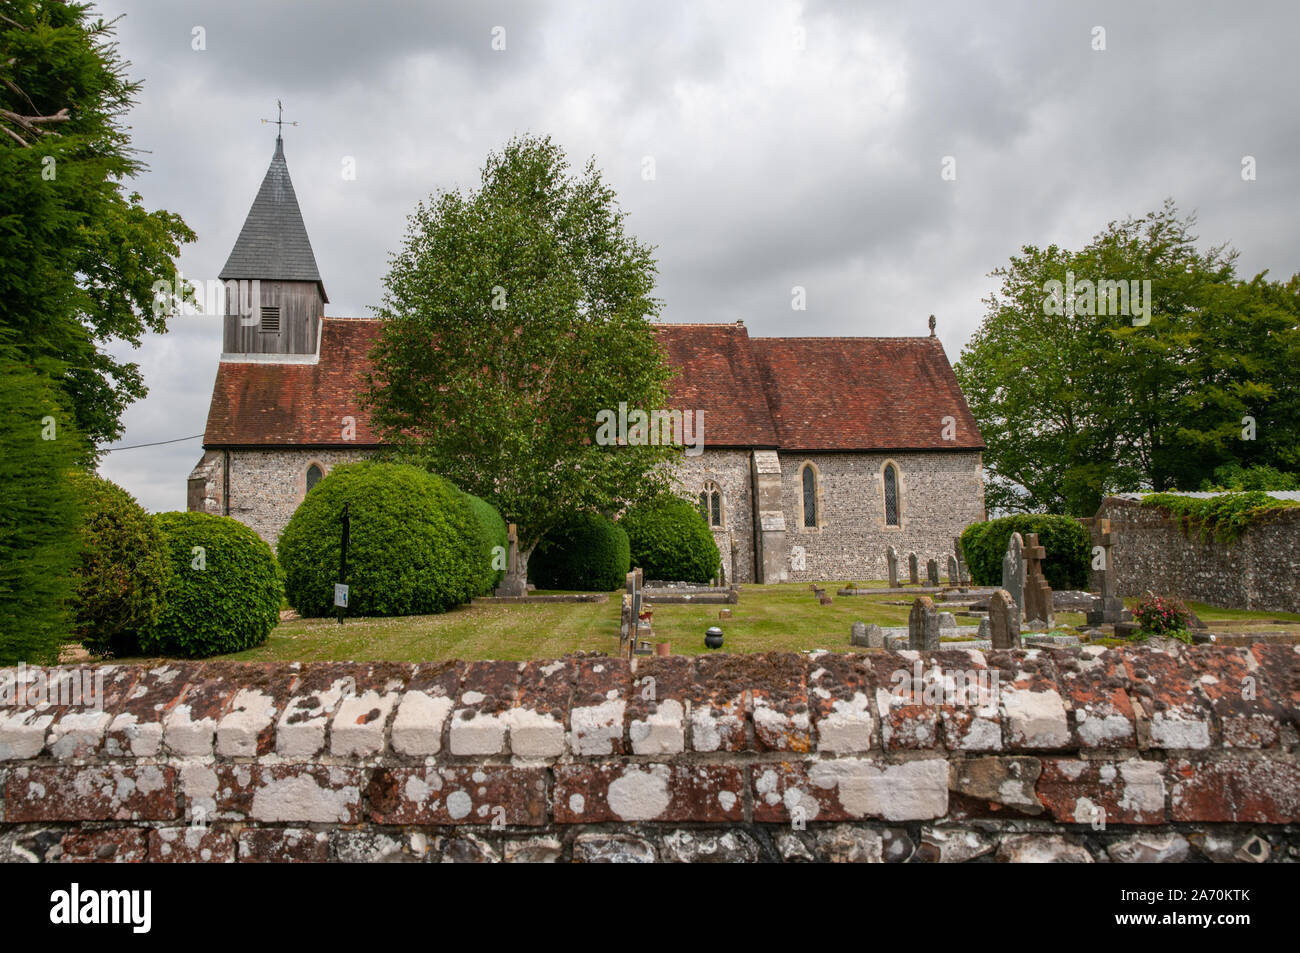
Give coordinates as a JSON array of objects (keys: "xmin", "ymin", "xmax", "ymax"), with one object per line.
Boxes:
[
  {"xmin": 221, "ymin": 582, "xmax": 982, "ymax": 664},
  {"xmin": 98, "ymin": 584, "xmax": 1300, "ymax": 666}
]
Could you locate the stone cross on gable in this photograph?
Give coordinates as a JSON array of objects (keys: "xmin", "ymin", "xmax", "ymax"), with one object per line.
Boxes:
[{"xmin": 1022, "ymin": 532, "xmax": 1053, "ymax": 626}]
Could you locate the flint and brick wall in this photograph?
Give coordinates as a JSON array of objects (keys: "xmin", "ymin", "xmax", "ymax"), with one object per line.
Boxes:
[
  {"xmin": 2, "ymin": 644, "xmax": 1297, "ymax": 863},
  {"xmin": 1095, "ymin": 497, "xmax": 1300, "ymax": 614}
]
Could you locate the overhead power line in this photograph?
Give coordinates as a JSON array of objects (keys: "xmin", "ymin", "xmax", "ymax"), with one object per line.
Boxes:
[{"xmin": 100, "ymin": 433, "xmax": 204, "ymax": 452}]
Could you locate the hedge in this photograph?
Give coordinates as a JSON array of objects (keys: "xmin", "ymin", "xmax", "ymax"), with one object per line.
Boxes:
[
  {"xmin": 70, "ymin": 473, "xmax": 170, "ymax": 658},
  {"xmin": 463, "ymin": 490, "xmax": 508, "ymax": 596},
  {"xmin": 277, "ymin": 462, "xmax": 482, "ymax": 617},
  {"xmin": 960, "ymin": 514, "xmax": 1090, "ymax": 590},
  {"xmin": 142, "ymin": 511, "xmax": 282, "ymax": 658},
  {"xmin": 620, "ymin": 495, "xmax": 720, "ymax": 583},
  {"xmin": 529, "ymin": 511, "xmax": 630, "ymax": 591},
  {"xmin": 0, "ymin": 357, "xmax": 85, "ymax": 665}
]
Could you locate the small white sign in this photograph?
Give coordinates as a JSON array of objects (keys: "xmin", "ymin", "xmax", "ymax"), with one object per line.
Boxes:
[{"xmin": 334, "ymin": 584, "xmax": 349, "ymax": 608}]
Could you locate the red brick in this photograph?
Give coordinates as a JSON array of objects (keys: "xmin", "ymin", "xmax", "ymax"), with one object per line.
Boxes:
[
  {"xmin": 553, "ymin": 762, "xmax": 744, "ymax": 824},
  {"xmin": 865, "ymin": 655, "xmax": 940, "ymax": 750},
  {"xmin": 238, "ymin": 828, "xmax": 330, "ymax": 863},
  {"xmin": 60, "ymin": 828, "xmax": 149, "ymax": 863},
  {"xmin": 208, "ymin": 765, "xmax": 363, "ymax": 823},
  {"xmin": 365, "ymin": 766, "xmax": 546, "ymax": 826},
  {"xmin": 104, "ymin": 663, "xmax": 200, "ymax": 756},
  {"xmin": 1117, "ymin": 647, "xmax": 1215, "ymax": 749},
  {"xmin": 7, "ymin": 765, "xmax": 178, "ymax": 822},
  {"xmin": 1185, "ymin": 648, "xmax": 1286, "ymax": 748},
  {"xmin": 1169, "ymin": 759, "xmax": 1300, "ymax": 823},
  {"xmin": 149, "ymin": 827, "xmax": 236, "ymax": 863},
  {"xmin": 1053, "ymin": 650, "xmax": 1137, "ymax": 748},
  {"xmin": 745, "ymin": 653, "xmax": 813, "ymax": 752},
  {"xmin": 1037, "ymin": 758, "xmax": 1167, "ymax": 825},
  {"xmin": 689, "ymin": 655, "xmax": 750, "ymax": 752}
]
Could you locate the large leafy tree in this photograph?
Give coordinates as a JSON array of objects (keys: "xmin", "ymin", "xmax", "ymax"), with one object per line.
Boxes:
[
  {"xmin": 0, "ymin": 2, "xmax": 195, "ymax": 451},
  {"xmin": 365, "ymin": 135, "xmax": 677, "ymax": 591},
  {"xmin": 957, "ymin": 201, "xmax": 1300, "ymax": 515}
]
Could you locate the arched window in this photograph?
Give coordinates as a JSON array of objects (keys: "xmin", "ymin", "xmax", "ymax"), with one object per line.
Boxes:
[
  {"xmin": 306, "ymin": 463, "xmax": 323, "ymax": 493},
  {"xmin": 801, "ymin": 464, "xmax": 817, "ymax": 528},
  {"xmin": 699, "ymin": 481, "xmax": 723, "ymax": 528},
  {"xmin": 883, "ymin": 463, "xmax": 899, "ymax": 526}
]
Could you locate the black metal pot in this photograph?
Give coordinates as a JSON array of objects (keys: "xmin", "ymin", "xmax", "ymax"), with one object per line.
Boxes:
[{"xmin": 704, "ymin": 626, "xmax": 724, "ymax": 650}]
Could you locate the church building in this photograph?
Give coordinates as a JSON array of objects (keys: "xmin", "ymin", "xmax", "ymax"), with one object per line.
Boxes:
[{"xmin": 189, "ymin": 137, "xmax": 987, "ymax": 584}]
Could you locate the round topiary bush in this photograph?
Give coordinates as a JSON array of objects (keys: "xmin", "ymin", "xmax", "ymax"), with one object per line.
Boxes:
[
  {"xmin": 142, "ymin": 511, "xmax": 282, "ymax": 658},
  {"xmin": 621, "ymin": 495, "xmax": 721, "ymax": 583},
  {"xmin": 960, "ymin": 515, "xmax": 1090, "ymax": 590},
  {"xmin": 529, "ymin": 511, "xmax": 630, "ymax": 591},
  {"xmin": 462, "ymin": 490, "xmax": 508, "ymax": 596},
  {"xmin": 277, "ymin": 461, "xmax": 481, "ymax": 617},
  {"xmin": 69, "ymin": 473, "xmax": 170, "ymax": 658}
]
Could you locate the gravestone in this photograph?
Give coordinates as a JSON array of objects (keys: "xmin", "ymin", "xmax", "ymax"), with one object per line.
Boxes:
[
  {"xmin": 946, "ymin": 554, "xmax": 959, "ymax": 588},
  {"xmin": 988, "ymin": 588, "xmax": 1021, "ymax": 649},
  {"xmin": 908, "ymin": 552, "xmax": 919, "ymax": 586},
  {"xmin": 926, "ymin": 558, "xmax": 940, "ymax": 587},
  {"xmin": 953, "ymin": 536, "xmax": 969, "ymax": 593},
  {"xmin": 1001, "ymin": 532, "xmax": 1026, "ymax": 609},
  {"xmin": 887, "ymin": 546, "xmax": 899, "ymax": 589},
  {"xmin": 908, "ymin": 597, "xmax": 940, "ymax": 651},
  {"xmin": 938, "ymin": 611, "xmax": 957, "ymax": 630},
  {"xmin": 1085, "ymin": 518, "xmax": 1132, "ymax": 625},
  {"xmin": 977, "ymin": 617, "xmax": 992, "ymax": 641},
  {"xmin": 851, "ymin": 621, "xmax": 867, "ymax": 645},
  {"xmin": 865, "ymin": 623, "xmax": 884, "ymax": 648},
  {"xmin": 494, "ymin": 523, "xmax": 527, "ymax": 597},
  {"xmin": 1022, "ymin": 533, "xmax": 1054, "ymax": 627}
]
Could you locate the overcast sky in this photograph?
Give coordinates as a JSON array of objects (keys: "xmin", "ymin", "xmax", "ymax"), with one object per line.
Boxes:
[{"xmin": 94, "ymin": 0, "xmax": 1300, "ymax": 512}]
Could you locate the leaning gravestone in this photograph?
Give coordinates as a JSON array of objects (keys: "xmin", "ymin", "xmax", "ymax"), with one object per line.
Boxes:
[
  {"xmin": 887, "ymin": 546, "xmax": 899, "ymax": 589},
  {"xmin": 1022, "ymin": 533, "xmax": 1054, "ymax": 627},
  {"xmin": 908, "ymin": 552, "xmax": 919, "ymax": 586},
  {"xmin": 926, "ymin": 558, "xmax": 940, "ymax": 587},
  {"xmin": 946, "ymin": 554, "xmax": 959, "ymax": 588},
  {"xmin": 1001, "ymin": 532, "xmax": 1025, "ymax": 609},
  {"xmin": 908, "ymin": 597, "xmax": 940, "ymax": 651},
  {"xmin": 988, "ymin": 588, "xmax": 1021, "ymax": 649}
]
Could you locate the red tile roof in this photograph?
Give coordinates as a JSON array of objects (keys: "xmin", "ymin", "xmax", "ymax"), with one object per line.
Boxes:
[
  {"xmin": 750, "ymin": 336, "xmax": 985, "ymax": 451},
  {"xmin": 203, "ymin": 318, "xmax": 385, "ymax": 447},
  {"xmin": 203, "ymin": 318, "xmax": 984, "ymax": 452}
]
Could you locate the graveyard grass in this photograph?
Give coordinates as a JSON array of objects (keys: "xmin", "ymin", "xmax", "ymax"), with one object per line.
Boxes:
[{"xmin": 141, "ymin": 583, "xmax": 1300, "ymax": 664}]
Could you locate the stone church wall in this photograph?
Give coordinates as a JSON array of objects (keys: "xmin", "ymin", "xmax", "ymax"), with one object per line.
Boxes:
[
  {"xmin": 671, "ymin": 450, "xmax": 755, "ymax": 585},
  {"xmin": 779, "ymin": 450, "xmax": 985, "ymax": 583}
]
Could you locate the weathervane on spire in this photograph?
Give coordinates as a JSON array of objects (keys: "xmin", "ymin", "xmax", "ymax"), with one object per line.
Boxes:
[{"xmin": 260, "ymin": 99, "xmax": 298, "ymax": 138}]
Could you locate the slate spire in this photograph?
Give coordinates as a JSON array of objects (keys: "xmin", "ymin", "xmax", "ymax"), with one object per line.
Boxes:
[{"xmin": 219, "ymin": 135, "xmax": 327, "ymax": 302}]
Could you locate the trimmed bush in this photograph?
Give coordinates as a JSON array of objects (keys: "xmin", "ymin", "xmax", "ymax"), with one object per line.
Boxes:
[
  {"xmin": 0, "ymin": 356, "xmax": 86, "ymax": 665},
  {"xmin": 463, "ymin": 490, "xmax": 508, "ymax": 596},
  {"xmin": 70, "ymin": 474, "xmax": 170, "ymax": 658},
  {"xmin": 142, "ymin": 511, "xmax": 282, "ymax": 658},
  {"xmin": 529, "ymin": 512, "xmax": 630, "ymax": 591},
  {"xmin": 621, "ymin": 495, "xmax": 721, "ymax": 583},
  {"xmin": 960, "ymin": 515, "xmax": 1090, "ymax": 590},
  {"xmin": 278, "ymin": 462, "xmax": 481, "ymax": 617}
]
